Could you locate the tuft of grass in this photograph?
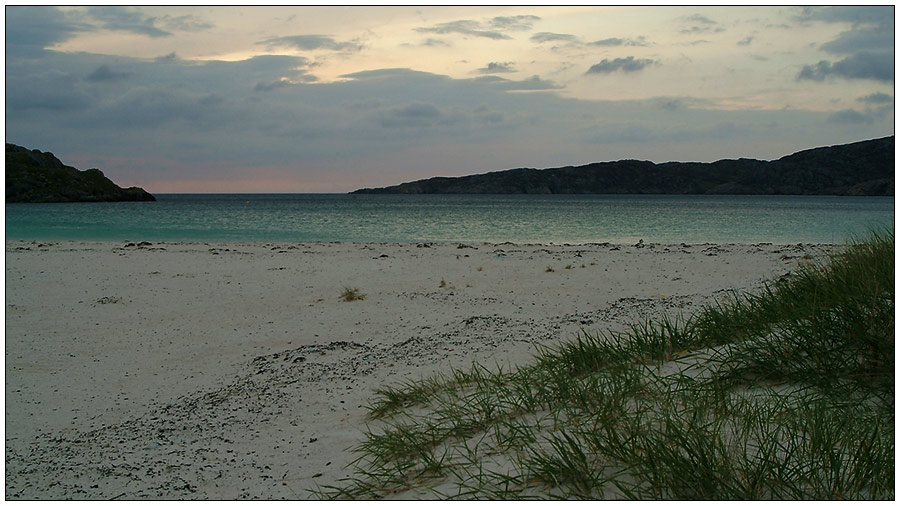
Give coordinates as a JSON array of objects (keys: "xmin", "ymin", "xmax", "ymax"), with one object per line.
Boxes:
[
  {"xmin": 314, "ymin": 231, "xmax": 894, "ymax": 500},
  {"xmin": 340, "ymin": 287, "xmax": 366, "ymax": 302},
  {"xmin": 545, "ymin": 266, "xmax": 555, "ymax": 273}
]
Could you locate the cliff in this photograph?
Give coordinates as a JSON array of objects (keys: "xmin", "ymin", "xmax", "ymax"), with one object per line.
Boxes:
[
  {"xmin": 353, "ymin": 136, "xmax": 894, "ymax": 196},
  {"xmin": 6, "ymin": 144, "xmax": 155, "ymax": 203}
]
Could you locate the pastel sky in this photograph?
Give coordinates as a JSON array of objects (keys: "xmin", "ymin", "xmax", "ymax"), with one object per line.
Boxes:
[{"xmin": 5, "ymin": 5, "xmax": 895, "ymax": 192}]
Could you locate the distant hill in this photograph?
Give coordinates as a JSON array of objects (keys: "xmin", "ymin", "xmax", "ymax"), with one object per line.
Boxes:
[
  {"xmin": 352, "ymin": 136, "xmax": 894, "ymax": 196},
  {"xmin": 6, "ymin": 143, "xmax": 155, "ymax": 203}
]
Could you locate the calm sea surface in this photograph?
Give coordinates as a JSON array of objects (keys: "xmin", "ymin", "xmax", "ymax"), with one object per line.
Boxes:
[{"xmin": 4, "ymin": 194, "xmax": 894, "ymax": 245}]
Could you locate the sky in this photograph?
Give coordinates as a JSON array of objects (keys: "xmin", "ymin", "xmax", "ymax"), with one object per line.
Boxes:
[{"xmin": 5, "ymin": 4, "xmax": 895, "ymax": 193}]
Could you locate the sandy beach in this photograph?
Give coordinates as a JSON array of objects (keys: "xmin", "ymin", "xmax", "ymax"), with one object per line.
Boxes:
[{"xmin": 5, "ymin": 239, "xmax": 835, "ymax": 499}]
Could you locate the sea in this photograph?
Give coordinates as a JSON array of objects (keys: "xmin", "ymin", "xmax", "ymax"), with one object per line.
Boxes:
[{"xmin": 4, "ymin": 194, "xmax": 894, "ymax": 245}]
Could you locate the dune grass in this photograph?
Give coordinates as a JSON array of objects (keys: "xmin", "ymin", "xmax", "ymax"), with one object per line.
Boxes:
[
  {"xmin": 314, "ymin": 231, "xmax": 894, "ymax": 500},
  {"xmin": 340, "ymin": 287, "xmax": 366, "ymax": 302}
]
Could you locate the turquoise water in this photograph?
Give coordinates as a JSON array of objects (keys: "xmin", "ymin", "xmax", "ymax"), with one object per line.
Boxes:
[{"xmin": 4, "ymin": 194, "xmax": 894, "ymax": 244}]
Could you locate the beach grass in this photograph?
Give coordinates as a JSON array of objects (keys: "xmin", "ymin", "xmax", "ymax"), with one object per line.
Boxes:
[
  {"xmin": 313, "ymin": 230, "xmax": 894, "ymax": 500},
  {"xmin": 340, "ymin": 287, "xmax": 366, "ymax": 302}
]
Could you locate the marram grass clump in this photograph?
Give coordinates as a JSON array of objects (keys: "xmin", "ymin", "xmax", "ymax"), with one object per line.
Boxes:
[
  {"xmin": 314, "ymin": 231, "xmax": 894, "ymax": 500},
  {"xmin": 340, "ymin": 287, "xmax": 366, "ymax": 302}
]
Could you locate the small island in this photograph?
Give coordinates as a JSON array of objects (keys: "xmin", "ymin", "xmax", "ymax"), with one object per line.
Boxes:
[
  {"xmin": 5, "ymin": 143, "xmax": 155, "ymax": 203},
  {"xmin": 353, "ymin": 136, "xmax": 894, "ymax": 196}
]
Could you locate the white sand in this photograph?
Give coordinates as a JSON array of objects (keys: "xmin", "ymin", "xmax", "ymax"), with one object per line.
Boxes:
[{"xmin": 4, "ymin": 239, "xmax": 834, "ymax": 499}]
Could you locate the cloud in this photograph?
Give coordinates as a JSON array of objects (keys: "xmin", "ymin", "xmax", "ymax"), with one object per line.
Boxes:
[
  {"xmin": 684, "ymin": 14, "xmax": 717, "ymax": 25},
  {"xmin": 86, "ymin": 64, "xmax": 133, "ymax": 83},
  {"xmin": 257, "ymin": 34, "xmax": 362, "ymax": 52},
  {"xmin": 827, "ymin": 109, "xmax": 872, "ymax": 124},
  {"xmin": 795, "ymin": 6, "xmax": 893, "ymax": 84},
  {"xmin": 531, "ymin": 32, "xmax": 580, "ymax": 44},
  {"xmin": 416, "ymin": 20, "xmax": 510, "ymax": 40},
  {"xmin": 586, "ymin": 56, "xmax": 657, "ymax": 74},
  {"xmin": 255, "ymin": 76, "xmax": 316, "ymax": 92},
  {"xmin": 476, "ymin": 62, "xmax": 516, "ymax": 74},
  {"xmin": 583, "ymin": 120, "xmax": 749, "ymax": 145},
  {"xmin": 395, "ymin": 103, "xmax": 440, "ymax": 118},
  {"xmin": 5, "ymin": 15, "xmax": 893, "ymax": 193},
  {"xmin": 793, "ymin": 6, "xmax": 894, "ymax": 25},
  {"xmin": 651, "ymin": 97, "xmax": 711, "ymax": 111},
  {"xmin": 857, "ymin": 92, "xmax": 893, "ymax": 104},
  {"xmin": 378, "ymin": 103, "xmax": 443, "ymax": 128},
  {"xmin": 478, "ymin": 75, "xmax": 563, "ymax": 91},
  {"xmin": 588, "ymin": 36, "xmax": 649, "ymax": 47},
  {"xmin": 680, "ymin": 13, "xmax": 725, "ymax": 34},
  {"xmin": 737, "ymin": 36, "xmax": 754, "ymax": 46},
  {"xmin": 489, "ymin": 15, "xmax": 540, "ymax": 31},
  {"xmin": 798, "ymin": 51, "xmax": 893, "ymax": 83},
  {"xmin": 83, "ymin": 6, "xmax": 172, "ymax": 38},
  {"xmin": 422, "ymin": 38, "xmax": 451, "ymax": 47},
  {"xmin": 819, "ymin": 22, "xmax": 892, "ymax": 54},
  {"xmin": 7, "ymin": 68, "xmax": 94, "ymax": 111},
  {"xmin": 5, "ymin": 6, "xmax": 90, "ymax": 55},
  {"xmin": 341, "ymin": 68, "xmax": 438, "ymax": 82},
  {"xmin": 157, "ymin": 14, "xmax": 214, "ymax": 32}
]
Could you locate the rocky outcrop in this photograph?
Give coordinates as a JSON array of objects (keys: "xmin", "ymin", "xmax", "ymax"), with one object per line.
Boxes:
[
  {"xmin": 353, "ymin": 136, "xmax": 894, "ymax": 196},
  {"xmin": 6, "ymin": 143, "xmax": 155, "ymax": 203}
]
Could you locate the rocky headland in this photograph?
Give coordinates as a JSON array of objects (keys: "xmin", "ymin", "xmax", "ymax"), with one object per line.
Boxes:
[
  {"xmin": 6, "ymin": 143, "xmax": 155, "ymax": 203},
  {"xmin": 353, "ymin": 136, "xmax": 894, "ymax": 196}
]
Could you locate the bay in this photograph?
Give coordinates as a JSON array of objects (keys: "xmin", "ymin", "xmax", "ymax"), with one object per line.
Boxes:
[{"xmin": 4, "ymin": 194, "xmax": 894, "ymax": 244}]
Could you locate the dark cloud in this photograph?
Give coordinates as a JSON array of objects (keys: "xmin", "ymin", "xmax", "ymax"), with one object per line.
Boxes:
[
  {"xmin": 827, "ymin": 109, "xmax": 872, "ymax": 124},
  {"xmin": 858, "ymin": 92, "xmax": 893, "ymax": 104},
  {"xmin": 476, "ymin": 62, "xmax": 516, "ymax": 74},
  {"xmin": 415, "ymin": 20, "xmax": 510, "ymax": 40},
  {"xmin": 795, "ymin": 6, "xmax": 893, "ymax": 84},
  {"xmin": 5, "ymin": 6, "xmax": 90, "ymax": 55},
  {"xmin": 158, "ymin": 14, "xmax": 214, "ymax": 32},
  {"xmin": 479, "ymin": 75, "xmax": 563, "ymax": 91},
  {"xmin": 84, "ymin": 6, "xmax": 172, "ymax": 38},
  {"xmin": 478, "ymin": 111, "xmax": 504, "ymax": 124},
  {"xmin": 7, "ymin": 68, "xmax": 94, "ymax": 112},
  {"xmin": 530, "ymin": 32, "xmax": 580, "ymax": 44},
  {"xmin": 798, "ymin": 52, "xmax": 893, "ymax": 83},
  {"xmin": 379, "ymin": 103, "xmax": 442, "ymax": 128},
  {"xmin": 257, "ymin": 34, "xmax": 361, "ymax": 52},
  {"xmin": 583, "ymin": 120, "xmax": 750, "ymax": 145},
  {"xmin": 793, "ymin": 6, "xmax": 893, "ymax": 25},
  {"xmin": 199, "ymin": 94, "xmax": 225, "ymax": 107},
  {"xmin": 586, "ymin": 56, "xmax": 657, "ymax": 74},
  {"xmin": 820, "ymin": 22, "xmax": 892, "ymax": 54},
  {"xmin": 489, "ymin": 15, "xmax": 540, "ymax": 31},
  {"xmin": 86, "ymin": 64, "xmax": 133, "ymax": 83},
  {"xmin": 395, "ymin": 103, "xmax": 440, "ymax": 118},
  {"xmin": 737, "ymin": 36, "xmax": 754, "ymax": 46},
  {"xmin": 588, "ymin": 36, "xmax": 649, "ymax": 47}
]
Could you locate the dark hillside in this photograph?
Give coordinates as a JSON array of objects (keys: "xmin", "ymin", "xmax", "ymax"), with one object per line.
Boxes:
[
  {"xmin": 353, "ymin": 136, "xmax": 894, "ymax": 195},
  {"xmin": 6, "ymin": 143, "xmax": 155, "ymax": 203}
]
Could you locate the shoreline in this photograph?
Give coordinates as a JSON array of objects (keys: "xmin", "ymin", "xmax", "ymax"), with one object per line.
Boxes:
[
  {"xmin": 6, "ymin": 237, "xmax": 842, "ymax": 247},
  {"xmin": 6, "ymin": 239, "xmax": 837, "ymax": 499}
]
